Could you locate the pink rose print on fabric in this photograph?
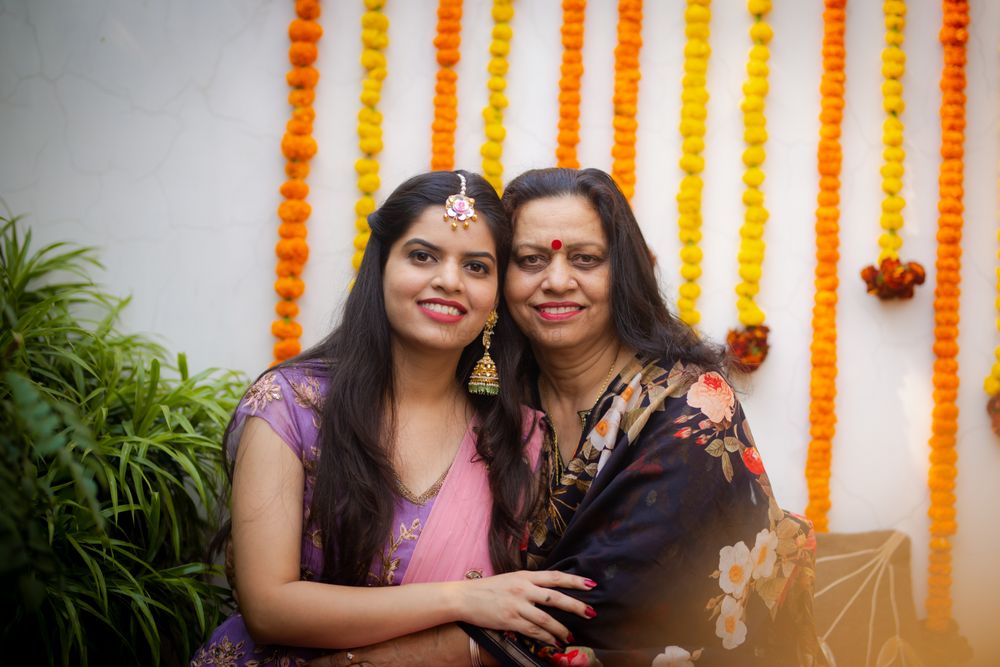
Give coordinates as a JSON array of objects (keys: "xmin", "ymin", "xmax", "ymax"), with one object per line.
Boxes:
[{"xmin": 686, "ymin": 372, "xmax": 735, "ymax": 424}]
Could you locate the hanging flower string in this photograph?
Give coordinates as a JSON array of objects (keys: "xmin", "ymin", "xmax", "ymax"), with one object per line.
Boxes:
[
  {"xmin": 273, "ymin": 0, "xmax": 323, "ymax": 364},
  {"xmin": 610, "ymin": 0, "xmax": 643, "ymax": 202},
  {"xmin": 676, "ymin": 0, "xmax": 711, "ymax": 327},
  {"xmin": 804, "ymin": 0, "xmax": 846, "ymax": 534},
  {"xmin": 431, "ymin": 0, "xmax": 462, "ymax": 171},
  {"xmin": 556, "ymin": 0, "xmax": 586, "ymax": 168},
  {"xmin": 481, "ymin": 0, "xmax": 514, "ymax": 193},
  {"xmin": 860, "ymin": 0, "xmax": 925, "ymax": 300},
  {"xmin": 925, "ymin": 0, "xmax": 968, "ymax": 635},
  {"xmin": 353, "ymin": 0, "xmax": 389, "ymax": 273},
  {"xmin": 727, "ymin": 0, "xmax": 773, "ymax": 371}
]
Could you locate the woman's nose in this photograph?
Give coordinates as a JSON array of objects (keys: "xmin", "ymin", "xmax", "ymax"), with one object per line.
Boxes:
[
  {"xmin": 433, "ymin": 260, "xmax": 463, "ymax": 292},
  {"xmin": 542, "ymin": 256, "xmax": 574, "ymax": 292}
]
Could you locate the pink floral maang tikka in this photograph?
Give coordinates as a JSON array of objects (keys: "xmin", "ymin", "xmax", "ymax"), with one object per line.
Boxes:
[{"xmin": 444, "ymin": 173, "xmax": 478, "ymax": 230}]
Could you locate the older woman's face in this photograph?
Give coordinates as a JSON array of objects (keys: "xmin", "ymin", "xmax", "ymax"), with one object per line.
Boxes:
[{"xmin": 504, "ymin": 195, "xmax": 615, "ymax": 353}]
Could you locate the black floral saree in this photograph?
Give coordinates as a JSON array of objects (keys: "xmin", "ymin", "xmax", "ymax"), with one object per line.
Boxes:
[{"xmin": 463, "ymin": 355, "xmax": 827, "ymax": 667}]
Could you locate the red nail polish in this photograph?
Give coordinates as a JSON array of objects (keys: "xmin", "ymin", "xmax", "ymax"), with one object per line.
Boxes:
[
  {"xmin": 567, "ymin": 633, "xmax": 575, "ymax": 643},
  {"xmin": 584, "ymin": 579, "xmax": 598, "ymax": 588},
  {"xmin": 585, "ymin": 606, "xmax": 597, "ymax": 618}
]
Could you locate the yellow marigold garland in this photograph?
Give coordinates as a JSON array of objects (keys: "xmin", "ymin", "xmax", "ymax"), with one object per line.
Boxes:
[
  {"xmin": 925, "ymin": 0, "xmax": 968, "ymax": 634},
  {"xmin": 273, "ymin": 0, "xmax": 323, "ymax": 364},
  {"xmin": 860, "ymin": 0, "xmax": 926, "ymax": 300},
  {"xmin": 353, "ymin": 0, "xmax": 389, "ymax": 273},
  {"xmin": 481, "ymin": 0, "xmax": 513, "ymax": 193},
  {"xmin": 431, "ymin": 0, "xmax": 462, "ymax": 170},
  {"xmin": 676, "ymin": 0, "xmax": 710, "ymax": 327},
  {"xmin": 804, "ymin": 0, "xmax": 846, "ymax": 534},
  {"xmin": 727, "ymin": 0, "xmax": 773, "ymax": 371},
  {"xmin": 610, "ymin": 0, "xmax": 643, "ymax": 201},
  {"xmin": 556, "ymin": 0, "xmax": 586, "ymax": 169}
]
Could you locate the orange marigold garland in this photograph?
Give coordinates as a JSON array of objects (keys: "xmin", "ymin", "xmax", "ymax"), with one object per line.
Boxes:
[
  {"xmin": 273, "ymin": 0, "xmax": 323, "ymax": 364},
  {"xmin": 481, "ymin": 0, "xmax": 513, "ymax": 193},
  {"xmin": 556, "ymin": 0, "xmax": 586, "ymax": 168},
  {"xmin": 925, "ymin": 0, "xmax": 968, "ymax": 635},
  {"xmin": 727, "ymin": 0, "xmax": 773, "ymax": 371},
  {"xmin": 353, "ymin": 0, "xmax": 389, "ymax": 273},
  {"xmin": 804, "ymin": 0, "xmax": 846, "ymax": 534},
  {"xmin": 859, "ymin": 0, "xmax": 926, "ymax": 300},
  {"xmin": 676, "ymin": 0, "xmax": 710, "ymax": 327},
  {"xmin": 610, "ymin": 0, "xmax": 643, "ymax": 201},
  {"xmin": 431, "ymin": 0, "xmax": 462, "ymax": 170}
]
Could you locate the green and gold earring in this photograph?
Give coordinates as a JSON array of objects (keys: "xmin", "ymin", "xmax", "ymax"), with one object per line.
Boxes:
[{"xmin": 468, "ymin": 310, "xmax": 500, "ymax": 396}]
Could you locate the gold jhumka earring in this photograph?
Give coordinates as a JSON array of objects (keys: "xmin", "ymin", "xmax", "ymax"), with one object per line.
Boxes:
[{"xmin": 468, "ymin": 310, "xmax": 500, "ymax": 396}]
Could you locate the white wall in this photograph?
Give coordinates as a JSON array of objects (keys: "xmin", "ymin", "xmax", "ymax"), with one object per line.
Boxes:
[{"xmin": 2, "ymin": 0, "xmax": 998, "ymax": 659}]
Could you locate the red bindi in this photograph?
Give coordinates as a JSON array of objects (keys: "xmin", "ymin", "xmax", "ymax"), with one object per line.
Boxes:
[{"xmin": 550, "ymin": 239, "xmax": 563, "ymax": 250}]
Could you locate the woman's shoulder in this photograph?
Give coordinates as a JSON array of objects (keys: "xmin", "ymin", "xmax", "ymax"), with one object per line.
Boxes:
[
  {"xmin": 241, "ymin": 364, "xmax": 330, "ymax": 417},
  {"xmin": 629, "ymin": 354, "xmax": 729, "ymax": 396}
]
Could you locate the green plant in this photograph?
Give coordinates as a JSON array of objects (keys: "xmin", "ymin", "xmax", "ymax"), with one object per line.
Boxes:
[{"xmin": 0, "ymin": 216, "xmax": 245, "ymax": 665}]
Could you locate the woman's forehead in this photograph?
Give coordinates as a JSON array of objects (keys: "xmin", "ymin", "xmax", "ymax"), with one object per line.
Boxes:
[
  {"xmin": 513, "ymin": 195, "xmax": 604, "ymax": 244},
  {"xmin": 402, "ymin": 205, "xmax": 497, "ymax": 253}
]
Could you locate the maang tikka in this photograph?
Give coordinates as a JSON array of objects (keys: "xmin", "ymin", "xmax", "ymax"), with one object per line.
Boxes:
[
  {"xmin": 468, "ymin": 310, "xmax": 500, "ymax": 396},
  {"xmin": 444, "ymin": 172, "xmax": 478, "ymax": 230}
]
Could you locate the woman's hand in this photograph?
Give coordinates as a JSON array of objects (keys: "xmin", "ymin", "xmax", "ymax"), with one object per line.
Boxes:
[{"xmin": 453, "ymin": 570, "xmax": 596, "ymax": 646}]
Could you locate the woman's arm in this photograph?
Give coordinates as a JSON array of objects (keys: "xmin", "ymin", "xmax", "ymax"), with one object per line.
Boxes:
[
  {"xmin": 305, "ymin": 624, "xmax": 495, "ymax": 667},
  {"xmin": 232, "ymin": 417, "xmax": 592, "ymax": 649}
]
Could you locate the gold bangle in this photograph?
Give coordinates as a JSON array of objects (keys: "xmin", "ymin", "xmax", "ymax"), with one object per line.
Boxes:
[{"xmin": 469, "ymin": 636, "xmax": 484, "ymax": 667}]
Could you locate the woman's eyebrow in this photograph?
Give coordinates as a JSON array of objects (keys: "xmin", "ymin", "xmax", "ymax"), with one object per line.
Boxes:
[
  {"xmin": 404, "ymin": 238, "xmax": 495, "ymax": 263},
  {"xmin": 464, "ymin": 250, "xmax": 497, "ymax": 263},
  {"xmin": 402, "ymin": 237, "xmax": 440, "ymax": 251},
  {"xmin": 514, "ymin": 241, "xmax": 604, "ymax": 252}
]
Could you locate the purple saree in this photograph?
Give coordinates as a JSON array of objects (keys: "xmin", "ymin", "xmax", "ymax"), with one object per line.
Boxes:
[{"xmin": 191, "ymin": 369, "xmax": 542, "ymax": 666}]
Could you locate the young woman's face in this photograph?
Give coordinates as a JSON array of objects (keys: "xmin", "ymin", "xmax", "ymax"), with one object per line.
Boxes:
[
  {"xmin": 504, "ymin": 195, "xmax": 615, "ymax": 353},
  {"xmin": 383, "ymin": 205, "xmax": 499, "ymax": 354}
]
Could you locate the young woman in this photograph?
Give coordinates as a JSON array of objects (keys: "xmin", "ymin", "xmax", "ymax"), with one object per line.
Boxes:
[{"xmin": 191, "ymin": 171, "xmax": 594, "ymax": 667}]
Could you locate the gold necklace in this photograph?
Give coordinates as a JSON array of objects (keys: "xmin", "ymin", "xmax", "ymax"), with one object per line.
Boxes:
[
  {"xmin": 541, "ymin": 347, "xmax": 622, "ymax": 477},
  {"xmin": 576, "ymin": 351, "xmax": 620, "ymax": 427}
]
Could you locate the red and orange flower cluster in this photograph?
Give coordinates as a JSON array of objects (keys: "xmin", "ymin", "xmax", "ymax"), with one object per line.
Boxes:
[
  {"xmin": 726, "ymin": 325, "xmax": 770, "ymax": 372},
  {"xmin": 556, "ymin": 0, "xmax": 586, "ymax": 169},
  {"xmin": 273, "ymin": 0, "xmax": 323, "ymax": 364},
  {"xmin": 860, "ymin": 257, "xmax": 925, "ymax": 299},
  {"xmin": 925, "ymin": 0, "xmax": 968, "ymax": 635},
  {"xmin": 431, "ymin": 0, "xmax": 462, "ymax": 170},
  {"xmin": 610, "ymin": 0, "xmax": 643, "ymax": 201},
  {"xmin": 804, "ymin": 0, "xmax": 846, "ymax": 534}
]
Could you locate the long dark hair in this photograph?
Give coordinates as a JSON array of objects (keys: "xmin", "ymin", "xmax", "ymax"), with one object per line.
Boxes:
[
  {"xmin": 252, "ymin": 170, "xmax": 535, "ymax": 584},
  {"xmin": 501, "ymin": 167, "xmax": 724, "ymax": 372}
]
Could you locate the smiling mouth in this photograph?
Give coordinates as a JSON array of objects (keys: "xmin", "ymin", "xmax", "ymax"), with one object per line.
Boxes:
[
  {"xmin": 535, "ymin": 304, "xmax": 584, "ymax": 320},
  {"xmin": 421, "ymin": 302, "xmax": 464, "ymax": 316}
]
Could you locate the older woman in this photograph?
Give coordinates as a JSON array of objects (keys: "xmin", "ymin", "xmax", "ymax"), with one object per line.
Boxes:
[{"xmin": 313, "ymin": 168, "xmax": 824, "ymax": 667}]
